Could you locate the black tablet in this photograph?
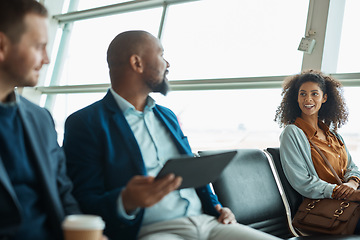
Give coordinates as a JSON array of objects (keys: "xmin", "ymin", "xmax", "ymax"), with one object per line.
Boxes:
[{"xmin": 155, "ymin": 150, "xmax": 237, "ymax": 189}]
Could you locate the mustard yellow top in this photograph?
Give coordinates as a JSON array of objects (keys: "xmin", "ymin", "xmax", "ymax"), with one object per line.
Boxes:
[{"xmin": 294, "ymin": 117, "xmax": 347, "ymax": 184}]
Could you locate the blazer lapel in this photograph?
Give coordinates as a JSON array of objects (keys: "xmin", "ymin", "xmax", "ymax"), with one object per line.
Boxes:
[
  {"xmin": 103, "ymin": 92, "xmax": 146, "ymax": 174},
  {"xmin": 17, "ymin": 99, "xmax": 63, "ymax": 216},
  {"xmin": 153, "ymin": 106, "xmax": 192, "ymax": 155}
]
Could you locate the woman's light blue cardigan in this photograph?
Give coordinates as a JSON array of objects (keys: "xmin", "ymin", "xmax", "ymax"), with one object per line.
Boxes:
[{"xmin": 280, "ymin": 124, "xmax": 360, "ymax": 199}]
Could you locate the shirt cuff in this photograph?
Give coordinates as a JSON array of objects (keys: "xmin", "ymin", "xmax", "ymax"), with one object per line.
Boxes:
[
  {"xmin": 117, "ymin": 190, "xmax": 140, "ymax": 220},
  {"xmin": 348, "ymin": 176, "xmax": 360, "ymax": 183},
  {"xmin": 348, "ymin": 176, "xmax": 360, "ymax": 189}
]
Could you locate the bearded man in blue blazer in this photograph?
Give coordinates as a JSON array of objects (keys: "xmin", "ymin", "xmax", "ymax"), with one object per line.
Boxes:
[
  {"xmin": 63, "ymin": 30, "xmax": 280, "ymax": 240},
  {"xmin": 0, "ymin": 1, "xmax": 81, "ymax": 239}
]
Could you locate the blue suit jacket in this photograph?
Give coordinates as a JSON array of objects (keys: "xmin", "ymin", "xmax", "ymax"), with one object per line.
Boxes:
[
  {"xmin": 0, "ymin": 96, "xmax": 80, "ymax": 238},
  {"xmin": 63, "ymin": 91, "xmax": 220, "ymax": 240}
]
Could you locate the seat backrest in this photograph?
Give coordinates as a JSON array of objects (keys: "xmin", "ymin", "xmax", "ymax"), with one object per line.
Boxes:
[
  {"xmin": 199, "ymin": 149, "xmax": 293, "ymax": 238},
  {"xmin": 266, "ymin": 148, "xmax": 303, "ymax": 217}
]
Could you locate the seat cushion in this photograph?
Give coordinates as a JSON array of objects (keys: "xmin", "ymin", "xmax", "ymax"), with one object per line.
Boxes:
[{"xmin": 200, "ymin": 149, "xmax": 292, "ymax": 238}]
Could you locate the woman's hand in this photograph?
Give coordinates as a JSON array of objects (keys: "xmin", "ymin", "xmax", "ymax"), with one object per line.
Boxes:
[
  {"xmin": 344, "ymin": 179, "xmax": 359, "ymax": 190},
  {"xmin": 333, "ymin": 184, "xmax": 356, "ymax": 200},
  {"xmin": 346, "ymin": 190, "xmax": 360, "ymax": 201}
]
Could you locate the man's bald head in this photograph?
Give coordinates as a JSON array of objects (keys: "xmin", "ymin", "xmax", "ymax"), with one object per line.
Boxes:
[
  {"xmin": 107, "ymin": 30, "xmax": 154, "ymax": 70},
  {"xmin": 107, "ymin": 30, "xmax": 170, "ymax": 96}
]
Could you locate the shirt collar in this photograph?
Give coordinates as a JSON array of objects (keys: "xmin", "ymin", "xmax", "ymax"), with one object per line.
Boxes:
[
  {"xmin": 109, "ymin": 88, "xmax": 156, "ymax": 114},
  {"xmin": 294, "ymin": 117, "xmax": 330, "ymax": 139}
]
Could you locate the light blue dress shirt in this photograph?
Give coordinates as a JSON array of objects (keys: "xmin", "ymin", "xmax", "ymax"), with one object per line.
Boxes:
[{"xmin": 110, "ymin": 89, "xmax": 202, "ymax": 226}]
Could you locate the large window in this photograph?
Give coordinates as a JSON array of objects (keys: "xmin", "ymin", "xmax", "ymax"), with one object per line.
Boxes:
[
  {"xmin": 162, "ymin": 0, "xmax": 308, "ymax": 80},
  {"xmin": 337, "ymin": 0, "xmax": 360, "ymax": 73},
  {"xmin": 50, "ymin": 0, "xmax": 308, "ymax": 86},
  {"xmin": 35, "ymin": 0, "xmax": 360, "ymax": 166},
  {"xmin": 338, "ymin": 87, "xmax": 360, "ymax": 165},
  {"xmin": 56, "ymin": 8, "xmax": 162, "ymax": 86},
  {"xmin": 52, "ymin": 86, "xmax": 360, "ymax": 166},
  {"xmin": 335, "ymin": 0, "xmax": 360, "ymax": 164},
  {"xmin": 151, "ymin": 89, "xmax": 283, "ymax": 152},
  {"xmin": 46, "ymin": 0, "xmax": 308, "ymax": 151}
]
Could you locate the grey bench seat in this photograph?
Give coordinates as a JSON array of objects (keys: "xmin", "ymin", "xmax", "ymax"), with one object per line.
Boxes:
[{"xmin": 198, "ymin": 148, "xmax": 359, "ymax": 240}]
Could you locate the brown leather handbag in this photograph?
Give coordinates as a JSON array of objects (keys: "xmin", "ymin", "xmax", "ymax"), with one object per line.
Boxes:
[{"xmin": 292, "ymin": 139, "xmax": 360, "ymax": 235}]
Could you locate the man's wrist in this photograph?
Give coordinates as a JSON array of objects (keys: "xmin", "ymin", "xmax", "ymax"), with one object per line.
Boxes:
[
  {"xmin": 122, "ymin": 188, "xmax": 138, "ymax": 214},
  {"xmin": 118, "ymin": 189, "xmax": 139, "ymax": 219}
]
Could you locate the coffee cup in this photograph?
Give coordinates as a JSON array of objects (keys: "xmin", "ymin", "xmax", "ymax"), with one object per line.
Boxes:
[{"xmin": 62, "ymin": 214, "xmax": 105, "ymax": 240}]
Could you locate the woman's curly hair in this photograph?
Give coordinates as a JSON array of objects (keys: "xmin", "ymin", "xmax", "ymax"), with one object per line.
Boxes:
[{"xmin": 274, "ymin": 69, "xmax": 348, "ymax": 132}]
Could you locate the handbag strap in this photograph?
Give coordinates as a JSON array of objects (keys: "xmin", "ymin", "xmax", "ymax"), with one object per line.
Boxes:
[{"xmin": 308, "ymin": 139, "xmax": 343, "ymax": 185}]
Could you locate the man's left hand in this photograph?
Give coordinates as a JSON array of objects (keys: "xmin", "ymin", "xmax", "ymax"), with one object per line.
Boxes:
[{"xmin": 215, "ymin": 204, "xmax": 237, "ymax": 224}]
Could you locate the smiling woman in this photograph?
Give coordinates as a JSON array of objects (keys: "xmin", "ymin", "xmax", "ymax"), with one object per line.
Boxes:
[
  {"xmin": 275, "ymin": 70, "xmax": 348, "ymax": 131},
  {"xmin": 298, "ymin": 81, "xmax": 328, "ymax": 124},
  {"xmin": 276, "ymin": 70, "xmax": 360, "ymax": 234}
]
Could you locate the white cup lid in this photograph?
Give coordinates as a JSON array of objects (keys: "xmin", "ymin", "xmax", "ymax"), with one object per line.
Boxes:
[{"xmin": 62, "ymin": 214, "xmax": 105, "ymax": 230}]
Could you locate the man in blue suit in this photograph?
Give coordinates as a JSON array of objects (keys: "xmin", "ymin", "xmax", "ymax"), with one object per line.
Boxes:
[
  {"xmin": 0, "ymin": 1, "xmax": 82, "ymax": 239},
  {"xmin": 63, "ymin": 30, "xmax": 280, "ymax": 240}
]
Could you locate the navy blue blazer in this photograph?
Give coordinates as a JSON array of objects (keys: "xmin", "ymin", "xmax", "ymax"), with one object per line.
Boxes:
[
  {"xmin": 0, "ymin": 95, "xmax": 80, "ymax": 239},
  {"xmin": 63, "ymin": 90, "xmax": 220, "ymax": 240}
]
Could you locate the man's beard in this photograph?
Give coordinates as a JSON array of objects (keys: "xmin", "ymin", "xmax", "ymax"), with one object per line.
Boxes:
[
  {"xmin": 153, "ymin": 77, "xmax": 170, "ymax": 96},
  {"xmin": 150, "ymin": 71, "xmax": 170, "ymax": 96}
]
